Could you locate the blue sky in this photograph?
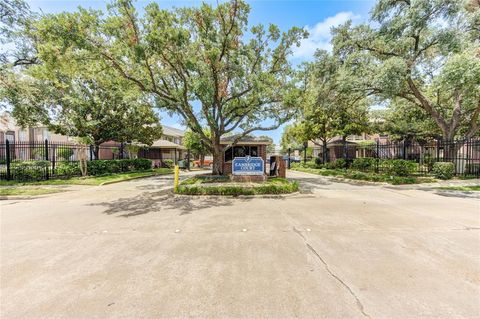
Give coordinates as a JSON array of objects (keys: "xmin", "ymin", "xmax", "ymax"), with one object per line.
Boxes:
[{"xmin": 27, "ymin": 0, "xmax": 376, "ymax": 144}]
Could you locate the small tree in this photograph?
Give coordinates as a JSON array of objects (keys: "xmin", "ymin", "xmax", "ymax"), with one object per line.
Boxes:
[
  {"xmin": 183, "ymin": 129, "xmax": 210, "ymax": 166},
  {"xmin": 288, "ymin": 50, "xmax": 370, "ymax": 163}
]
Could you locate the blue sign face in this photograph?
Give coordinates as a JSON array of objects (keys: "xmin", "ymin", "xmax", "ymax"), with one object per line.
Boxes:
[{"xmin": 232, "ymin": 156, "xmax": 264, "ymax": 175}]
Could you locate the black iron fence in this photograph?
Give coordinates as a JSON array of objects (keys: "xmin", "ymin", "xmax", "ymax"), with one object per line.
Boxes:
[
  {"xmin": 0, "ymin": 140, "xmax": 128, "ymax": 181},
  {"xmin": 305, "ymin": 138, "xmax": 480, "ymax": 177}
]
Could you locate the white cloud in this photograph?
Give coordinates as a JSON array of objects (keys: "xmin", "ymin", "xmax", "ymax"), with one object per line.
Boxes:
[{"xmin": 293, "ymin": 12, "xmax": 360, "ymax": 60}]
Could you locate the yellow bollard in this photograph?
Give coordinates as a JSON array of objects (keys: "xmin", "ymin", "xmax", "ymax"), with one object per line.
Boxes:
[{"xmin": 174, "ymin": 165, "xmax": 180, "ymax": 193}]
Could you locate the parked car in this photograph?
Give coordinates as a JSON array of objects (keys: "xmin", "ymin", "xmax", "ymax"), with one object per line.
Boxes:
[
  {"xmin": 193, "ymin": 156, "xmax": 213, "ymax": 168},
  {"xmin": 283, "ymin": 155, "xmax": 301, "ymax": 163}
]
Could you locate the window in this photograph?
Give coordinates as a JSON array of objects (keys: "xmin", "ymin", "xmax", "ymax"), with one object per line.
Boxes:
[{"xmin": 224, "ymin": 146, "xmax": 259, "ymax": 162}]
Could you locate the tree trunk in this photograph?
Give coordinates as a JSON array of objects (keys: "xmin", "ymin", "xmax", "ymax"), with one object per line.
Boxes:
[
  {"xmin": 93, "ymin": 144, "xmax": 100, "ymax": 160},
  {"xmin": 322, "ymin": 140, "xmax": 328, "ymax": 164},
  {"xmin": 200, "ymin": 154, "xmax": 205, "ymax": 167},
  {"xmin": 211, "ymin": 142, "xmax": 223, "ymax": 175}
]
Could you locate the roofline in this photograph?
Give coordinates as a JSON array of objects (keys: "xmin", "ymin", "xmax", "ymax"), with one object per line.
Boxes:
[{"xmin": 220, "ymin": 141, "xmax": 271, "ymax": 145}]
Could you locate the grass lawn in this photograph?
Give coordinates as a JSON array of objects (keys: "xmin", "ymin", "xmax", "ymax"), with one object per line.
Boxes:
[
  {"xmin": 177, "ymin": 177, "xmax": 299, "ymax": 195},
  {"xmin": 291, "ymin": 166, "xmax": 436, "ymax": 185},
  {"xmin": 438, "ymin": 185, "xmax": 480, "ymax": 191},
  {"xmin": 0, "ymin": 168, "xmax": 173, "ymax": 187},
  {"xmin": 0, "ymin": 187, "xmax": 66, "ymax": 197}
]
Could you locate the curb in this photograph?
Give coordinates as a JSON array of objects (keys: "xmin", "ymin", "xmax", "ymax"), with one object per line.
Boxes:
[{"xmin": 99, "ymin": 172, "xmax": 174, "ymax": 186}]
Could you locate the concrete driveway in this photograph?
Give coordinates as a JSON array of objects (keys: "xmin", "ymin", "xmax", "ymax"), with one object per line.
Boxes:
[{"xmin": 1, "ymin": 170, "xmax": 479, "ymax": 318}]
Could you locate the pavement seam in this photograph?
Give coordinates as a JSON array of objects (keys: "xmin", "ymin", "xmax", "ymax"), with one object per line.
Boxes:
[{"xmin": 292, "ymin": 226, "xmax": 371, "ymax": 319}]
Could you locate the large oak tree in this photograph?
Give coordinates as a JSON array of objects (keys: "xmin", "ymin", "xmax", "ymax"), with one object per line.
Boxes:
[
  {"xmin": 33, "ymin": 0, "xmax": 306, "ymax": 174},
  {"xmin": 333, "ymin": 0, "xmax": 480, "ymax": 141}
]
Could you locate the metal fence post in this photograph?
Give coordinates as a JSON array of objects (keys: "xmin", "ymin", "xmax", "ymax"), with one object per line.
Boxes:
[
  {"xmin": 303, "ymin": 142, "xmax": 307, "ymax": 164},
  {"xmin": 119, "ymin": 142, "xmax": 124, "ymax": 160},
  {"xmin": 403, "ymin": 140, "xmax": 407, "ymax": 160},
  {"xmin": 436, "ymin": 138, "xmax": 441, "ymax": 162},
  {"xmin": 288, "ymin": 147, "xmax": 291, "ymax": 169},
  {"xmin": 44, "ymin": 139, "xmax": 49, "ymax": 180},
  {"xmin": 375, "ymin": 140, "xmax": 380, "ymax": 173},
  {"xmin": 51, "ymin": 144, "xmax": 56, "ymax": 176},
  {"xmin": 6, "ymin": 140, "xmax": 11, "ymax": 180}
]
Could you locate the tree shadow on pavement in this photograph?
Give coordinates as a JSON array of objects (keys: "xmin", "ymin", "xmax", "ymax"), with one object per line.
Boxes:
[
  {"xmin": 287, "ymin": 177, "xmax": 332, "ymax": 194},
  {"xmin": 90, "ymin": 189, "xmax": 252, "ymax": 217},
  {"xmin": 421, "ymin": 188, "xmax": 479, "ymax": 199}
]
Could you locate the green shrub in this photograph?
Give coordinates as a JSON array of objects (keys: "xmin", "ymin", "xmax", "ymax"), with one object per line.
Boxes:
[
  {"xmin": 11, "ymin": 161, "xmax": 49, "ymax": 181},
  {"xmin": 87, "ymin": 160, "xmax": 122, "ymax": 175},
  {"xmin": 465, "ymin": 163, "xmax": 480, "ymax": 176},
  {"xmin": 131, "ymin": 158, "xmax": 152, "ymax": 170},
  {"xmin": 303, "ymin": 160, "xmax": 318, "ymax": 169},
  {"xmin": 163, "ymin": 159, "xmax": 174, "ymax": 168},
  {"xmin": 325, "ymin": 158, "xmax": 346, "ymax": 169},
  {"xmin": 56, "ymin": 147, "xmax": 74, "ymax": 160},
  {"xmin": 422, "ymin": 153, "xmax": 436, "ymax": 172},
  {"xmin": 351, "ymin": 157, "xmax": 377, "ymax": 171},
  {"xmin": 87, "ymin": 159, "xmax": 152, "ymax": 175},
  {"xmin": 432, "ymin": 162, "xmax": 455, "ymax": 180},
  {"xmin": 177, "ymin": 178, "xmax": 299, "ymax": 195},
  {"xmin": 55, "ymin": 161, "xmax": 81, "ymax": 177},
  {"xmin": 381, "ymin": 159, "xmax": 417, "ymax": 176}
]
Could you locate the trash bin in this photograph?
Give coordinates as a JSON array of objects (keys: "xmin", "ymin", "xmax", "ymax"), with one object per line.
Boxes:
[{"xmin": 178, "ymin": 160, "xmax": 186, "ymax": 169}]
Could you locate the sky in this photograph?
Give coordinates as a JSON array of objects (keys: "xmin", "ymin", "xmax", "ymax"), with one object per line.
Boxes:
[{"xmin": 26, "ymin": 0, "xmax": 377, "ymax": 144}]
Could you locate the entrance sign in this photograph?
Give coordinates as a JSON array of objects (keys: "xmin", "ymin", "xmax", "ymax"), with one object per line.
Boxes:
[{"xmin": 232, "ymin": 156, "xmax": 264, "ymax": 175}]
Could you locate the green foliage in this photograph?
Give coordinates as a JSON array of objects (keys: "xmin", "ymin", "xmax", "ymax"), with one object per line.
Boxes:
[
  {"xmin": 183, "ymin": 129, "xmax": 210, "ymax": 158},
  {"xmin": 422, "ymin": 153, "xmax": 436, "ymax": 173},
  {"xmin": 325, "ymin": 158, "xmax": 347, "ymax": 170},
  {"xmin": 381, "ymin": 160, "xmax": 417, "ymax": 177},
  {"xmin": 10, "ymin": 160, "xmax": 49, "ymax": 181},
  {"xmin": 55, "ymin": 161, "xmax": 81, "ymax": 177},
  {"xmin": 163, "ymin": 159, "xmax": 174, "ymax": 168},
  {"xmin": 333, "ymin": 0, "xmax": 480, "ymax": 139},
  {"xmin": 432, "ymin": 162, "xmax": 455, "ymax": 180},
  {"xmin": 351, "ymin": 157, "xmax": 377, "ymax": 171},
  {"xmin": 177, "ymin": 178, "xmax": 299, "ymax": 195},
  {"xmin": 290, "ymin": 166, "xmax": 430, "ymax": 185},
  {"xmin": 26, "ymin": 0, "xmax": 306, "ymax": 174},
  {"xmin": 465, "ymin": 163, "xmax": 480, "ymax": 176},
  {"xmin": 85, "ymin": 159, "xmax": 152, "ymax": 175},
  {"xmin": 283, "ymin": 50, "xmax": 370, "ymax": 159},
  {"xmin": 56, "ymin": 147, "xmax": 74, "ymax": 160}
]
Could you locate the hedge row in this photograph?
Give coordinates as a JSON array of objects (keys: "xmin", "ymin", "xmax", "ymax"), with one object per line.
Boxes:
[
  {"xmin": 9, "ymin": 159, "xmax": 153, "ymax": 181},
  {"xmin": 294, "ymin": 158, "xmax": 418, "ymax": 177},
  {"xmin": 177, "ymin": 180, "xmax": 299, "ymax": 195},
  {"xmin": 57, "ymin": 159, "xmax": 152, "ymax": 176}
]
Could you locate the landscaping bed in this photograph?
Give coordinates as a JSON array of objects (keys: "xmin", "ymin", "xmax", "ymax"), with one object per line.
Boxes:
[
  {"xmin": 0, "ymin": 168, "xmax": 173, "ymax": 187},
  {"xmin": 0, "ymin": 186, "xmax": 66, "ymax": 197},
  {"xmin": 437, "ymin": 185, "xmax": 480, "ymax": 192},
  {"xmin": 177, "ymin": 177, "xmax": 299, "ymax": 195},
  {"xmin": 291, "ymin": 161, "xmax": 437, "ymax": 185}
]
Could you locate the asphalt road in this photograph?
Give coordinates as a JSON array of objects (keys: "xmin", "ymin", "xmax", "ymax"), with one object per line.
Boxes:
[{"xmin": 1, "ymin": 170, "xmax": 479, "ymax": 318}]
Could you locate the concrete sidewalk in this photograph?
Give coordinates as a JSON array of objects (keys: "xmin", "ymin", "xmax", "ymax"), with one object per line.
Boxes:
[{"xmin": 1, "ymin": 170, "xmax": 479, "ymax": 318}]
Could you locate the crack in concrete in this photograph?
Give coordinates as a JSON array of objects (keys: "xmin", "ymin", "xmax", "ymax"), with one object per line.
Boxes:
[
  {"xmin": 453, "ymin": 226, "xmax": 480, "ymax": 231},
  {"xmin": 293, "ymin": 227, "xmax": 371, "ymax": 319}
]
